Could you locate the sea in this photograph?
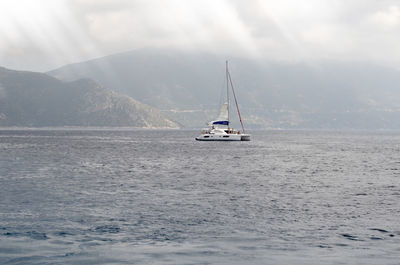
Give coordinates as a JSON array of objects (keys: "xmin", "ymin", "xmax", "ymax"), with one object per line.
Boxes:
[{"xmin": 0, "ymin": 128, "xmax": 399, "ymax": 265}]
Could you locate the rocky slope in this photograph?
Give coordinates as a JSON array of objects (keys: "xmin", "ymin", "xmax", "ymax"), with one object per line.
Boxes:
[{"xmin": 0, "ymin": 66, "xmax": 180, "ymax": 128}]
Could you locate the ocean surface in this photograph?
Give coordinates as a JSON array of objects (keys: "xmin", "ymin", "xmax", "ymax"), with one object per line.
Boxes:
[{"xmin": 1, "ymin": 129, "xmax": 400, "ymax": 264}]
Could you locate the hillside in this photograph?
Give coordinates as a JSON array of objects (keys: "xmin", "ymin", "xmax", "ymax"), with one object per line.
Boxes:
[
  {"xmin": 48, "ymin": 49, "xmax": 400, "ymax": 129},
  {"xmin": 0, "ymin": 66, "xmax": 180, "ymax": 128}
]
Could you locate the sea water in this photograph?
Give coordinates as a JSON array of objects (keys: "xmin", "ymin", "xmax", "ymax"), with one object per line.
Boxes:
[{"xmin": 0, "ymin": 129, "xmax": 399, "ymax": 264}]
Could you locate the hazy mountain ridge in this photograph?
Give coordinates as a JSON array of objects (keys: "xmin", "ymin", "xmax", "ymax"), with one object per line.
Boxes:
[
  {"xmin": 0, "ymin": 66, "xmax": 180, "ymax": 128},
  {"xmin": 48, "ymin": 49, "xmax": 400, "ymax": 129}
]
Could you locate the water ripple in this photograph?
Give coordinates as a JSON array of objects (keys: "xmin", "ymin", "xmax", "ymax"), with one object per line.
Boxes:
[{"xmin": 1, "ymin": 129, "xmax": 400, "ymax": 264}]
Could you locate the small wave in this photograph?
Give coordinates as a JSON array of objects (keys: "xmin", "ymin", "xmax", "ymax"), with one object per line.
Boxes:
[
  {"xmin": 2, "ymin": 230, "xmax": 47, "ymax": 240},
  {"xmin": 340, "ymin": 233, "xmax": 361, "ymax": 241},
  {"xmin": 92, "ymin": 225, "xmax": 120, "ymax": 234},
  {"xmin": 53, "ymin": 231, "xmax": 74, "ymax": 237},
  {"xmin": 334, "ymin": 243, "xmax": 349, "ymax": 247},
  {"xmin": 49, "ymin": 239, "xmax": 74, "ymax": 245},
  {"xmin": 369, "ymin": 228, "xmax": 388, "ymax": 233},
  {"xmin": 370, "ymin": 236, "xmax": 383, "ymax": 240},
  {"xmin": 2, "ymin": 232, "xmax": 20, "ymax": 237},
  {"xmin": 26, "ymin": 231, "xmax": 48, "ymax": 240},
  {"xmin": 318, "ymin": 244, "xmax": 332, "ymax": 248},
  {"xmin": 3, "ymin": 255, "xmax": 46, "ymax": 264}
]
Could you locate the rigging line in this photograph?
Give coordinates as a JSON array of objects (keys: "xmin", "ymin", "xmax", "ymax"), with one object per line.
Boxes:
[
  {"xmin": 226, "ymin": 61, "xmax": 230, "ymax": 127},
  {"xmin": 227, "ymin": 66, "xmax": 245, "ymax": 133}
]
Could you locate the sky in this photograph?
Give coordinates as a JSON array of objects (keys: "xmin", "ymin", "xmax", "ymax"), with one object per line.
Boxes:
[{"xmin": 1, "ymin": 0, "xmax": 400, "ymax": 71}]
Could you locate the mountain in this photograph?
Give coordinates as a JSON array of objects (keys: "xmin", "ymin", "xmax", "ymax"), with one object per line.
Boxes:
[
  {"xmin": 0, "ymin": 66, "xmax": 180, "ymax": 128},
  {"xmin": 48, "ymin": 49, "xmax": 400, "ymax": 129}
]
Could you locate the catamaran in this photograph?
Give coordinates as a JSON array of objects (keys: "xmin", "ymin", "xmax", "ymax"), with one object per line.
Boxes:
[{"xmin": 195, "ymin": 61, "xmax": 250, "ymax": 141}]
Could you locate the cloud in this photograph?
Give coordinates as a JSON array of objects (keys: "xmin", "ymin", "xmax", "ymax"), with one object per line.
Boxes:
[
  {"xmin": 0, "ymin": 0, "xmax": 101, "ymax": 71},
  {"xmin": 1, "ymin": 0, "xmax": 400, "ymax": 71},
  {"xmin": 71, "ymin": 0, "xmax": 260, "ymax": 56},
  {"xmin": 369, "ymin": 5, "xmax": 400, "ymax": 28}
]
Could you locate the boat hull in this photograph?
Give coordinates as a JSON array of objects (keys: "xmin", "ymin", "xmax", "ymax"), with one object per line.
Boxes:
[
  {"xmin": 240, "ymin": 134, "xmax": 251, "ymax": 141},
  {"xmin": 195, "ymin": 133, "xmax": 250, "ymax": 141}
]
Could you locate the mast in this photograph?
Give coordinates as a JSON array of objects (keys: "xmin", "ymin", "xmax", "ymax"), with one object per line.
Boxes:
[
  {"xmin": 226, "ymin": 60, "xmax": 230, "ymax": 129},
  {"xmin": 227, "ymin": 63, "xmax": 245, "ymax": 133}
]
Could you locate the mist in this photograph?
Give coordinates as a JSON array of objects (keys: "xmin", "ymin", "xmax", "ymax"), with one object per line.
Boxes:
[
  {"xmin": 1, "ymin": 0, "xmax": 400, "ymax": 71},
  {"xmin": 0, "ymin": 82, "xmax": 6, "ymax": 100}
]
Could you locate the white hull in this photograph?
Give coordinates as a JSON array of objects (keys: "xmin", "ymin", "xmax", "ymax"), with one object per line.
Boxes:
[{"xmin": 195, "ymin": 133, "xmax": 250, "ymax": 141}]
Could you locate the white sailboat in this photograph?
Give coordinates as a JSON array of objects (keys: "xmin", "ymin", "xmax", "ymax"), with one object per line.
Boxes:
[{"xmin": 195, "ymin": 61, "xmax": 250, "ymax": 141}]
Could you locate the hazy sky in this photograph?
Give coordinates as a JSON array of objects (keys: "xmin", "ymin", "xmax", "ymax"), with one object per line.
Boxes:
[{"xmin": 1, "ymin": 0, "xmax": 400, "ymax": 71}]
